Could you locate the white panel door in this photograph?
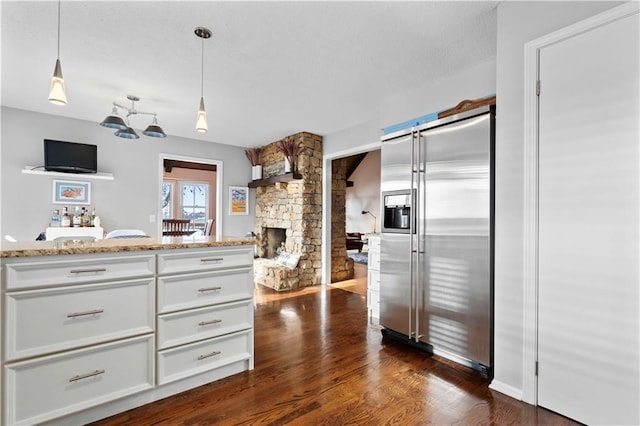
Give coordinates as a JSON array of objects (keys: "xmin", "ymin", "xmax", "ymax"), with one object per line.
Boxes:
[{"xmin": 538, "ymin": 11, "xmax": 639, "ymax": 425}]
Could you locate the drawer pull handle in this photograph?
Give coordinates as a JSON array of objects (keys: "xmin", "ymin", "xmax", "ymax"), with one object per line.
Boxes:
[
  {"xmin": 69, "ymin": 268, "xmax": 107, "ymax": 274},
  {"xmin": 198, "ymin": 319, "xmax": 222, "ymax": 326},
  {"xmin": 69, "ymin": 369, "xmax": 105, "ymax": 382},
  {"xmin": 197, "ymin": 350, "xmax": 221, "ymax": 361},
  {"xmin": 198, "ymin": 286, "xmax": 222, "ymax": 292},
  {"xmin": 67, "ymin": 309, "xmax": 104, "ymax": 318},
  {"xmin": 200, "ymin": 257, "xmax": 224, "ymax": 263}
]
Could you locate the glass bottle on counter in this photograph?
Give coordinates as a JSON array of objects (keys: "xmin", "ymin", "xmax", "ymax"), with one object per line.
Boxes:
[
  {"xmin": 61, "ymin": 206, "xmax": 71, "ymax": 227},
  {"xmin": 90, "ymin": 206, "xmax": 97, "ymax": 227},
  {"xmin": 50, "ymin": 209, "xmax": 61, "ymax": 227},
  {"xmin": 81, "ymin": 207, "xmax": 91, "ymax": 227},
  {"xmin": 72, "ymin": 206, "xmax": 81, "ymax": 227}
]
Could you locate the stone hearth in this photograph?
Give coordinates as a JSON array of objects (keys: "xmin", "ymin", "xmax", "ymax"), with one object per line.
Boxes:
[{"xmin": 253, "ymin": 132, "xmax": 323, "ymax": 291}]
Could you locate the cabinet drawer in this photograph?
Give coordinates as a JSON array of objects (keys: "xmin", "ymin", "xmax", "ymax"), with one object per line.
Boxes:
[
  {"xmin": 5, "ymin": 279, "xmax": 154, "ymax": 361},
  {"xmin": 157, "ymin": 330, "xmax": 252, "ymax": 385},
  {"xmin": 5, "ymin": 254, "xmax": 155, "ymax": 290},
  {"xmin": 158, "ymin": 267, "xmax": 253, "ymax": 314},
  {"xmin": 158, "ymin": 300, "xmax": 253, "ymax": 350},
  {"xmin": 368, "ymin": 250, "xmax": 380, "ymax": 271},
  {"xmin": 367, "ymin": 269, "xmax": 380, "ymax": 292},
  {"xmin": 157, "ymin": 248, "xmax": 253, "ymax": 275},
  {"xmin": 4, "ymin": 335, "xmax": 154, "ymax": 426},
  {"xmin": 368, "ymin": 237, "xmax": 381, "ymax": 250},
  {"xmin": 368, "ymin": 289, "xmax": 380, "ymax": 316}
]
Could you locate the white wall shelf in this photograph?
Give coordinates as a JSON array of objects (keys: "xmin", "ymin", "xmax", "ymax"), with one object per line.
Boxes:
[
  {"xmin": 45, "ymin": 226, "xmax": 104, "ymax": 241},
  {"xmin": 22, "ymin": 166, "xmax": 114, "ymax": 181}
]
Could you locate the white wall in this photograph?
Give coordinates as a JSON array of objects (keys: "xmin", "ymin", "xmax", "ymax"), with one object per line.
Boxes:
[
  {"xmin": 324, "ymin": 59, "xmax": 496, "ymax": 157},
  {"xmin": 323, "ymin": 119, "xmax": 381, "ymax": 157},
  {"xmin": 0, "ymin": 107, "xmax": 254, "ymax": 243},
  {"xmin": 346, "ymin": 149, "xmax": 381, "ymax": 234},
  {"xmin": 492, "ymin": 0, "xmax": 622, "ymax": 396},
  {"xmin": 380, "ymin": 59, "xmax": 496, "ymax": 130}
]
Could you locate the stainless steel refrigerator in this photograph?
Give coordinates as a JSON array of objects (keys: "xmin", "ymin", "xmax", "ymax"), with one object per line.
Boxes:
[{"xmin": 379, "ymin": 105, "xmax": 494, "ymax": 377}]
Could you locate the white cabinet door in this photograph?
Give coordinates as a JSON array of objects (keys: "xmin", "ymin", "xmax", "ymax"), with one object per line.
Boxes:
[
  {"xmin": 5, "ymin": 279, "xmax": 154, "ymax": 360},
  {"xmin": 5, "ymin": 254, "xmax": 155, "ymax": 289},
  {"xmin": 157, "ymin": 267, "xmax": 253, "ymax": 314},
  {"xmin": 157, "ymin": 248, "xmax": 253, "ymax": 275},
  {"xmin": 157, "ymin": 330, "xmax": 252, "ymax": 385},
  {"xmin": 157, "ymin": 300, "xmax": 253, "ymax": 350},
  {"xmin": 4, "ymin": 335, "xmax": 154, "ymax": 426},
  {"xmin": 537, "ymin": 10, "xmax": 639, "ymax": 425}
]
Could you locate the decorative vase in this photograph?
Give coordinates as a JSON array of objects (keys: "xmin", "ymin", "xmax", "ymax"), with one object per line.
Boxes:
[
  {"xmin": 284, "ymin": 157, "xmax": 292, "ymax": 173},
  {"xmin": 252, "ymin": 165, "xmax": 263, "ymax": 180}
]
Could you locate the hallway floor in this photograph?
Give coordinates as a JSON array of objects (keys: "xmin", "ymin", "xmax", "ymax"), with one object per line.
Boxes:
[{"xmin": 329, "ymin": 262, "xmax": 367, "ymax": 296}]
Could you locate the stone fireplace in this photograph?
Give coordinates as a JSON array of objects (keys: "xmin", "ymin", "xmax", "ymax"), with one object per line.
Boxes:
[{"xmin": 253, "ymin": 132, "xmax": 323, "ymax": 291}]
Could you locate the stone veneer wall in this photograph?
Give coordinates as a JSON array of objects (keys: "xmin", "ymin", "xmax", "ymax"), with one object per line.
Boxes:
[
  {"xmin": 254, "ymin": 132, "xmax": 323, "ymax": 290},
  {"xmin": 330, "ymin": 158, "xmax": 354, "ymax": 282}
]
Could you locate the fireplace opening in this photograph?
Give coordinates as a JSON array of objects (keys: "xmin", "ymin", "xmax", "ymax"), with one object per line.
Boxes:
[{"xmin": 261, "ymin": 227, "xmax": 287, "ymax": 259}]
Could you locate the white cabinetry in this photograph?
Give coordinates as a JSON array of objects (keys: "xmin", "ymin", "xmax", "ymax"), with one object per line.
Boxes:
[
  {"xmin": 2, "ymin": 253, "xmax": 155, "ymax": 425},
  {"xmin": 367, "ymin": 236, "xmax": 381, "ymax": 325},
  {"xmin": 1, "ymin": 245, "xmax": 255, "ymax": 425},
  {"xmin": 5, "ymin": 335, "xmax": 154, "ymax": 426},
  {"xmin": 156, "ymin": 247, "xmax": 254, "ymax": 385},
  {"xmin": 5, "ymin": 279, "xmax": 154, "ymax": 360}
]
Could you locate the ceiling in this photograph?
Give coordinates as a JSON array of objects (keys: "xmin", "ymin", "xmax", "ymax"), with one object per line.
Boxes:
[{"xmin": 1, "ymin": 1, "xmax": 497, "ymax": 148}]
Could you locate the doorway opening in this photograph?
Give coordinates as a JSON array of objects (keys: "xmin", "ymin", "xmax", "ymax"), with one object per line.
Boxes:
[
  {"xmin": 158, "ymin": 154, "xmax": 222, "ymax": 237},
  {"xmin": 323, "ymin": 147, "xmax": 381, "ymax": 297}
]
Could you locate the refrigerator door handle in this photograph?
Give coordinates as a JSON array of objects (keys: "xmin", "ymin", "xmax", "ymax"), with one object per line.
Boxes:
[
  {"xmin": 414, "ymin": 129, "xmax": 422, "ymax": 342},
  {"xmin": 409, "ymin": 128, "xmax": 417, "ymax": 338}
]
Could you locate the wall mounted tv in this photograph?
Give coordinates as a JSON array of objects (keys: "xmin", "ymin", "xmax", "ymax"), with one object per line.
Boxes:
[{"xmin": 44, "ymin": 139, "xmax": 97, "ymax": 174}]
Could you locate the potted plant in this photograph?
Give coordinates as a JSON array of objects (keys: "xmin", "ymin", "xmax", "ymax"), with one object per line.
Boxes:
[
  {"xmin": 244, "ymin": 147, "xmax": 263, "ymax": 180},
  {"xmin": 275, "ymin": 137, "xmax": 310, "ymax": 174}
]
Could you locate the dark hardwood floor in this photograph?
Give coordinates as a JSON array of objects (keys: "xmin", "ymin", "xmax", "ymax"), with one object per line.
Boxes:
[{"xmin": 91, "ymin": 286, "xmax": 578, "ymax": 425}]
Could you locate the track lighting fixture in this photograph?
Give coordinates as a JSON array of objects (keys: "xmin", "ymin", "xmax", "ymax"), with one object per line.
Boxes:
[
  {"xmin": 100, "ymin": 95, "xmax": 166, "ymax": 139},
  {"xmin": 48, "ymin": 0, "xmax": 67, "ymax": 105},
  {"xmin": 194, "ymin": 27, "xmax": 212, "ymax": 133}
]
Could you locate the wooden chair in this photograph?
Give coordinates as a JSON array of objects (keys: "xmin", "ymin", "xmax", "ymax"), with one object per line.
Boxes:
[
  {"xmin": 204, "ymin": 218, "xmax": 215, "ymax": 236},
  {"xmin": 162, "ymin": 219, "xmax": 193, "ymax": 236}
]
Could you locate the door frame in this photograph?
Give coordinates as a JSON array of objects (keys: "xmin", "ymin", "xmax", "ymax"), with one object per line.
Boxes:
[
  {"xmin": 158, "ymin": 153, "xmax": 223, "ymax": 238},
  {"xmin": 321, "ymin": 142, "xmax": 380, "ymax": 285},
  {"xmin": 521, "ymin": 1, "xmax": 639, "ymax": 405}
]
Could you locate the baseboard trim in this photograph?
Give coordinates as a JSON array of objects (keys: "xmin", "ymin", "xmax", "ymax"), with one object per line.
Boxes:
[{"xmin": 489, "ymin": 380, "xmax": 524, "ymax": 401}]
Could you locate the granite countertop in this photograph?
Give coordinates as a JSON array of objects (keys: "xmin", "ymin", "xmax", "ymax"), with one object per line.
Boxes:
[{"xmin": 0, "ymin": 236, "xmax": 256, "ymax": 258}]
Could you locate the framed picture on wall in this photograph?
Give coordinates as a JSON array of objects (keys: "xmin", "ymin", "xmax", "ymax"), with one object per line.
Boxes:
[
  {"xmin": 52, "ymin": 180, "xmax": 91, "ymax": 205},
  {"xmin": 229, "ymin": 186, "xmax": 249, "ymax": 215}
]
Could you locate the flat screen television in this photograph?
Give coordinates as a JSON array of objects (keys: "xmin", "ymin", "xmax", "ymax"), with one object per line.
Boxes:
[{"xmin": 44, "ymin": 139, "xmax": 97, "ymax": 174}]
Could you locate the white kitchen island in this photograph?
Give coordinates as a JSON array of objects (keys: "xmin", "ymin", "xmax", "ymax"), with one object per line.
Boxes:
[{"xmin": 0, "ymin": 236, "xmax": 255, "ymax": 425}]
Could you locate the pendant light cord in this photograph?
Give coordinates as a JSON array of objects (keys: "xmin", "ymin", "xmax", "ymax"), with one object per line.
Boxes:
[
  {"xmin": 200, "ymin": 33, "xmax": 204, "ymax": 98},
  {"xmin": 56, "ymin": 0, "xmax": 61, "ymax": 59}
]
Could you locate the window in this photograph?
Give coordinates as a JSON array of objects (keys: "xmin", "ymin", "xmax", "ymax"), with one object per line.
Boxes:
[
  {"xmin": 181, "ymin": 182, "xmax": 208, "ymax": 230},
  {"xmin": 162, "ymin": 181, "xmax": 174, "ymax": 219}
]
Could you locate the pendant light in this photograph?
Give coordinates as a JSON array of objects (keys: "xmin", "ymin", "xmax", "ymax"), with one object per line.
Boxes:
[
  {"xmin": 143, "ymin": 115, "xmax": 167, "ymax": 138},
  {"xmin": 100, "ymin": 105, "xmax": 127, "ymax": 129},
  {"xmin": 101, "ymin": 95, "xmax": 166, "ymax": 139},
  {"xmin": 48, "ymin": 0, "xmax": 67, "ymax": 105},
  {"xmin": 195, "ymin": 27, "xmax": 211, "ymax": 133},
  {"xmin": 114, "ymin": 123, "xmax": 140, "ymax": 140}
]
